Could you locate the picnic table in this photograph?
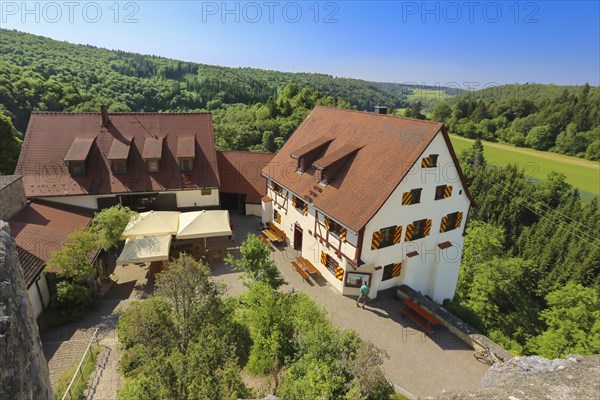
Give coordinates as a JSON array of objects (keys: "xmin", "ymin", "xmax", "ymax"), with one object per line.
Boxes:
[{"xmin": 297, "ymin": 256, "xmax": 321, "ymax": 276}]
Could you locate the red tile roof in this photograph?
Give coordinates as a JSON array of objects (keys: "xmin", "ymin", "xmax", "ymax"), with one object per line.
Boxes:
[
  {"xmin": 217, "ymin": 151, "xmax": 274, "ymax": 204},
  {"xmin": 262, "ymin": 106, "xmax": 474, "ymax": 232},
  {"xmin": 8, "ymin": 201, "xmax": 95, "ymax": 287},
  {"xmin": 16, "ymin": 112, "xmax": 220, "ymax": 197}
]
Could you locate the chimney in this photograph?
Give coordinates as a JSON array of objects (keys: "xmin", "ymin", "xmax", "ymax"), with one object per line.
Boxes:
[
  {"xmin": 100, "ymin": 105, "xmax": 109, "ymax": 127},
  {"xmin": 374, "ymin": 106, "xmax": 388, "ymax": 115}
]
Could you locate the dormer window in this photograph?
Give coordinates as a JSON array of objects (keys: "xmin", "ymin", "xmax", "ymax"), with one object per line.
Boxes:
[
  {"xmin": 68, "ymin": 161, "xmax": 86, "ymax": 177},
  {"xmin": 111, "ymin": 159, "xmax": 127, "ymax": 175},
  {"xmin": 146, "ymin": 159, "xmax": 160, "ymax": 173},
  {"xmin": 320, "ymin": 169, "xmax": 329, "ymax": 185},
  {"xmin": 64, "ymin": 137, "xmax": 95, "ymax": 177},
  {"xmin": 179, "ymin": 158, "xmax": 193, "ymax": 172},
  {"xmin": 108, "ymin": 138, "xmax": 132, "ymax": 176},
  {"xmin": 143, "ymin": 137, "xmax": 164, "ymax": 173},
  {"xmin": 177, "ymin": 135, "xmax": 195, "ymax": 173},
  {"xmin": 313, "ymin": 143, "xmax": 361, "ymax": 185},
  {"xmin": 290, "ymin": 137, "xmax": 334, "ymax": 173}
]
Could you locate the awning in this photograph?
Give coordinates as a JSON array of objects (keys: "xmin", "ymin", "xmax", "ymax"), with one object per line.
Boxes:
[
  {"xmin": 117, "ymin": 234, "xmax": 172, "ymax": 265},
  {"xmin": 176, "ymin": 210, "xmax": 232, "ymax": 239},
  {"xmin": 121, "ymin": 211, "xmax": 179, "ymax": 238}
]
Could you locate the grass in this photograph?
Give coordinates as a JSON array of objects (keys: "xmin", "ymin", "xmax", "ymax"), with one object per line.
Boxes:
[
  {"xmin": 449, "ymin": 135, "xmax": 600, "ymax": 200},
  {"xmin": 53, "ymin": 344, "xmax": 102, "ymax": 400}
]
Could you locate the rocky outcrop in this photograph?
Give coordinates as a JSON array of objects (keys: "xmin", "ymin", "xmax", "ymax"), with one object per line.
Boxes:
[
  {"xmin": 427, "ymin": 354, "xmax": 600, "ymax": 400},
  {"xmin": 0, "ymin": 221, "xmax": 54, "ymax": 400}
]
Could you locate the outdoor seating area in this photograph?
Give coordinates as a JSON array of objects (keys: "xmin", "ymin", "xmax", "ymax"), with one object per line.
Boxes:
[
  {"xmin": 291, "ymin": 256, "xmax": 322, "ymax": 283},
  {"xmin": 116, "ymin": 210, "xmax": 232, "ymax": 267},
  {"xmin": 262, "ymin": 222, "xmax": 286, "ymax": 244}
]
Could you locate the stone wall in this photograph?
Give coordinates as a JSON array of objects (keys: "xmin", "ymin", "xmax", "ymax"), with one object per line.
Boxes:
[
  {"xmin": 0, "ymin": 176, "xmax": 27, "ymax": 220},
  {"xmin": 0, "ymin": 221, "xmax": 54, "ymax": 400}
]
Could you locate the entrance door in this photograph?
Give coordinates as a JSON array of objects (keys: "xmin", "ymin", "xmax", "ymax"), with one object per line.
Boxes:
[{"xmin": 293, "ymin": 224, "xmax": 303, "ymax": 251}]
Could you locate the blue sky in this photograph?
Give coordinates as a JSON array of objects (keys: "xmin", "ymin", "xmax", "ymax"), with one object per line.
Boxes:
[{"xmin": 2, "ymin": 1, "xmax": 599, "ymax": 86}]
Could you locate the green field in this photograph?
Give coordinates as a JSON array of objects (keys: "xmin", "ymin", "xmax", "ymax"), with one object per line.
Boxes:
[{"xmin": 449, "ymin": 135, "xmax": 600, "ymax": 200}]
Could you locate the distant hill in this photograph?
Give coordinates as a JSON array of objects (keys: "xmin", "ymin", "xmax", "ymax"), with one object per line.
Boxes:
[
  {"xmin": 0, "ymin": 29, "xmax": 419, "ymax": 133},
  {"xmin": 448, "ymin": 83, "xmax": 596, "ymax": 104}
]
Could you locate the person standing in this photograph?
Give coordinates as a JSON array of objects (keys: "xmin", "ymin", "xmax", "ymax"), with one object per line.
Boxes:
[{"xmin": 356, "ymin": 281, "xmax": 369, "ymax": 308}]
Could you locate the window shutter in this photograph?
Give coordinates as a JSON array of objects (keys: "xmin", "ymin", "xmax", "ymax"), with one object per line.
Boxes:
[
  {"xmin": 303, "ymin": 203, "xmax": 308, "ymax": 216},
  {"xmin": 440, "ymin": 215, "xmax": 448, "ymax": 233},
  {"xmin": 336, "ymin": 265, "xmax": 344, "ymax": 281},
  {"xmin": 291, "ymin": 196, "xmax": 296, "ymax": 207},
  {"xmin": 393, "ymin": 226, "xmax": 402, "ymax": 244},
  {"xmin": 421, "ymin": 157, "xmax": 430, "ymax": 168},
  {"xmin": 424, "ymin": 219, "xmax": 432, "ymax": 237},
  {"xmin": 339, "ymin": 227, "xmax": 347, "ymax": 242},
  {"xmin": 275, "ymin": 211, "xmax": 281, "ymax": 224},
  {"xmin": 320, "ymin": 251, "xmax": 327, "ymax": 265},
  {"xmin": 371, "ymin": 230, "xmax": 381, "ymax": 250},
  {"xmin": 269, "ymin": 181, "xmax": 274, "ymax": 190},
  {"xmin": 392, "ymin": 262, "xmax": 402, "ymax": 277},
  {"xmin": 405, "ymin": 224, "xmax": 414, "ymax": 241},
  {"xmin": 455, "ymin": 212, "xmax": 463, "ymax": 228},
  {"xmin": 324, "ymin": 216, "xmax": 331, "ymax": 230},
  {"xmin": 278, "ymin": 186, "xmax": 283, "ymax": 195},
  {"xmin": 402, "ymin": 191, "xmax": 412, "ymax": 205},
  {"xmin": 444, "ymin": 185, "xmax": 453, "ymax": 198}
]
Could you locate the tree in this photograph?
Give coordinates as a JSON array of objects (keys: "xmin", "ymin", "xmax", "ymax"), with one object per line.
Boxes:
[
  {"xmin": 456, "ymin": 221, "xmax": 504, "ymax": 297},
  {"xmin": 226, "ymin": 234, "xmax": 286, "ymax": 289},
  {"xmin": 0, "ymin": 113, "xmax": 22, "ymax": 174},
  {"xmin": 527, "ymin": 282, "xmax": 600, "ymax": 358},
  {"xmin": 404, "ymin": 101, "xmax": 425, "ymax": 119},
  {"xmin": 90, "ymin": 205, "xmax": 135, "ymax": 250},
  {"xmin": 525, "ymin": 125, "xmax": 554, "ymax": 150},
  {"xmin": 431, "ymin": 102, "xmax": 452, "ymax": 122},
  {"xmin": 47, "ymin": 230, "xmax": 99, "ymax": 281},
  {"xmin": 120, "ymin": 254, "xmax": 250, "ymax": 400},
  {"xmin": 155, "ymin": 254, "xmax": 226, "ymax": 353}
]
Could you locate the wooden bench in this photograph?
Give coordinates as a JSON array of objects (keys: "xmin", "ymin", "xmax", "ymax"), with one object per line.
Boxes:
[
  {"xmin": 399, "ymin": 298, "xmax": 440, "ymax": 334},
  {"xmin": 262, "ymin": 222, "xmax": 286, "ymax": 244},
  {"xmin": 297, "ymin": 256, "xmax": 321, "ymax": 276},
  {"xmin": 292, "ymin": 261, "xmax": 310, "ymax": 282},
  {"xmin": 257, "ymin": 233, "xmax": 270, "ymax": 246}
]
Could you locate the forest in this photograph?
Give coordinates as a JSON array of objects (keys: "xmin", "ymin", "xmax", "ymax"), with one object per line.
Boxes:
[
  {"xmin": 450, "ymin": 140, "xmax": 599, "ymax": 357},
  {"xmin": 428, "ymin": 83, "xmax": 600, "ymax": 160}
]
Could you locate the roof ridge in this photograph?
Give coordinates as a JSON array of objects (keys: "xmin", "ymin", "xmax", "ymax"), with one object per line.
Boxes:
[{"xmin": 313, "ymin": 105, "xmax": 444, "ymax": 126}]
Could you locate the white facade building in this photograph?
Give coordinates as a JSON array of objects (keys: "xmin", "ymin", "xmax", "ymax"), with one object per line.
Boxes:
[{"xmin": 262, "ymin": 107, "xmax": 474, "ymax": 303}]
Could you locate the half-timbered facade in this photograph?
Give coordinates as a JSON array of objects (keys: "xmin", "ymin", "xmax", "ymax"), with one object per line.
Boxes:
[{"xmin": 262, "ymin": 106, "xmax": 474, "ymax": 303}]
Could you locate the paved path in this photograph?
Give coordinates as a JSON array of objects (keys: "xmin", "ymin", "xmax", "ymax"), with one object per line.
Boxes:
[
  {"xmin": 215, "ymin": 214, "xmax": 490, "ymax": 399},
  {"xmin": 41, "ymin": 263, "xmax": 150, "ymax": 399}
]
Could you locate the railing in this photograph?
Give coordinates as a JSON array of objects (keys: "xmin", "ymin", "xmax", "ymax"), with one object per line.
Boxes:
[{"xmin": 61, "ymin": 327, "xmax": 99, "ymax": 400}]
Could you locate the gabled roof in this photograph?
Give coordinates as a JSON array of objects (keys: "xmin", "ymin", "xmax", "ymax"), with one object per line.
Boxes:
[
  {"xmin": 16, "ymin": 112, "xmax": 220, "ymax": 197},
  {"xmin": 217, "ymin": 151, "xmax": 274, "ymax": 204},
  {"xmin": 8, "ymin": 201, "xmax": 94, "ymax": 287},
  {"xmin": 262, "ymin": 106, "xmax": 474, "ymax": 232},
  {"xmin": 107, "ymin": 138, "xmax": 132, "ymax": 160}
]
